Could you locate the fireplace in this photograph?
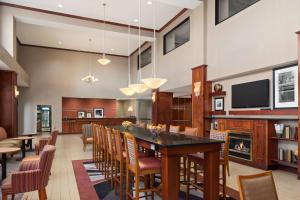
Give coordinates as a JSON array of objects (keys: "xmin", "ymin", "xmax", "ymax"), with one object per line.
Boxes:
[{"xmin": 229, "ymin": 132, "xmax": 252, "ymax": 160}]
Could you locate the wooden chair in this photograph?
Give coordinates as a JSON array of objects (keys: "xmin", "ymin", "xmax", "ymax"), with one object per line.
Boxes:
[
  {"xmin": 169, "ymin": 125, "xmax": 180, "ymax": 133},
  {"xmin": 106, "ymin": 127, "xmax": 116, "ymax": 188},
  {"xmin": 184, "ymin": 127, "xmax": 198, "ymax": 136},
  {"xmin": 82, "ymin": 124, "xmax": 93, "ymax": 151},
  {"xmin": 92, "ymin": 124, "xmax": 102, "ymax": 169},
  {"xmin": 1, "ymin": 145, "xmax": 56, "ymax": 200},
  {"xmin": 237, "ymin": 171, "xmax": 278, "ymax": 200},
  {"xmin": 124, "ymin": 132, "xmax": 161, "ymax": 200},
  {"xmin": 185, "ymin": 130, "xmax": 230, "ymax": 199}
]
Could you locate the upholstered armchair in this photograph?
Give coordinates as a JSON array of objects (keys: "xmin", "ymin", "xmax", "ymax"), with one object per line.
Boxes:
[
  {"xmin": 1, "ymin": 145, "xmax": 56, "ymax": 200},
  {"xmin": 35, "ymin": 130, "xmax": 58, "ymax": 155}
]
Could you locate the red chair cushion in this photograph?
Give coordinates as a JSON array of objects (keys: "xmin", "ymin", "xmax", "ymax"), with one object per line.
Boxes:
[{"xmin": 139, "ymin": 157, "xmax": 161, "ymax": 171}]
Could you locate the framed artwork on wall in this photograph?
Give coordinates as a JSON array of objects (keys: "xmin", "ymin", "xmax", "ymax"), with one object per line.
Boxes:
[
  {"xmin": 77, "ymin": 111, "xmax": 85, "ymax": 118},
  {"xmin": 86, "ymin": 112, "xmax": 92, "ymax": 118},
  {"xmin": 273, "ymin": 65, "xmax": 298, "ymax": 109},
  {"xmin": 214, "ymin": 97, "xmax": 224, "ymax": 111},
  {"xmin": 94, "ymin": 108, "xmax": 104, "ymax": 118}
]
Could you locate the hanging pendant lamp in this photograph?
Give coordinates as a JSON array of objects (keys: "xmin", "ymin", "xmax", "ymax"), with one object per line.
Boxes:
[
  {"xmin": 82, "ymin": 38, "xmax": 99, "ymax": 84},
  {"xmin": 142, "ymin": 0, "xmax": 167, "ymax": 89},
  {"xmin": 120, "ymin": 24, "xmax": 135, "ymax": 96},
  {"xmin": 97, "ymin": 3, "xmax": 111, "ymax": 66},
  {"xmin": 129, "ymin": 0, "xmax": 148, "ymax": 94}
]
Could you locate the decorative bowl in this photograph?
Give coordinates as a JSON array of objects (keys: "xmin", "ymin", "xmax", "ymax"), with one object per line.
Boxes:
[{"xmin": 214, "ymin": 84, "xmax": 223, "ymax": 92}]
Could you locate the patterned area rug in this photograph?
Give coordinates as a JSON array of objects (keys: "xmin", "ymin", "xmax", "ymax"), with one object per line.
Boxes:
[{"xmin": 73, "ymin": 160, "xmax": 238, "ymax": 200}]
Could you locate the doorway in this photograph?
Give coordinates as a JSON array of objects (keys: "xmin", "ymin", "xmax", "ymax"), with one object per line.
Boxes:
[{"xmin": 37, "ymin": 105, "xmax": 52, "ymax": 133}]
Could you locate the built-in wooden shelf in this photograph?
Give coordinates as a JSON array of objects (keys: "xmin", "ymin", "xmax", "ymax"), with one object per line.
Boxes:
[
  {"xmin": 209, "ymin": 91, "xmax": 226, "ymax": 97},
  {"xmin": 228, "ymin": 109, "xmax": 298, "ymax": 116},
  {"xmin": 272, "ymin": 159, "xmax": 298, "ymax": 169},
  {"xmin": 271, "ymin": 137, "xmax": 297, "ymax": 142},
  {"xmin": 210, "ymin": 111, "xmax": 226, "ymax": 115}
]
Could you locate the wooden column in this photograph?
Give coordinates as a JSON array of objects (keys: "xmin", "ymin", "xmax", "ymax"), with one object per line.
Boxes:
[
  {"xmin": 0, "ymin": 70, "xmax": 18, "ymax": 138},
  {"xmin": 192, "ymin": 65, "xmax": 212, "ymax": 137},
  {"xmin": 297, "ymin": 32, "xmax": 300, "ymax": 179},
  {"xmin": 151, "ymin": 89, "xmax": 173, "ymax": 126}
]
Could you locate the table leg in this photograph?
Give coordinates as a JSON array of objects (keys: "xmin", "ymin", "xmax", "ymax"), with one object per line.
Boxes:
[
  {"xmin": 161, "ymin": 154, "xmax": 180, "ymax": 200},
  {"xmin": 2, "ymin": 153, "xmax": 7, "ymax": 180},
  {"xmin": 21, "ymin": 140, "xmax": 26, "ymax": 158},
  {"xmin": 203, "ymin": 150, "xmax": 220, "ymax": 200}
]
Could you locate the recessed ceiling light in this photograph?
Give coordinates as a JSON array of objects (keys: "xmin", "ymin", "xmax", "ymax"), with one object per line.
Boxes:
[
  {"xmin": 57, "ymin": 4, "xmax": 63, "ymax": 8},
  {"xmin": 133, "ymin": 18, "xmax": 139, "ymax": 23},
  {"xmin": 147, "ymin": 1, "xmax": 152, "ymax": 5},
  {"xmin": 58, "ymin": 41, "xmax": 62, "ymax": 45}
]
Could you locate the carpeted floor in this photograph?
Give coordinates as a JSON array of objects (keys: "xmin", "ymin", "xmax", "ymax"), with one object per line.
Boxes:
[{"xmin": 72, "ymin": 160, "xmax": 238, "ymax": 200}]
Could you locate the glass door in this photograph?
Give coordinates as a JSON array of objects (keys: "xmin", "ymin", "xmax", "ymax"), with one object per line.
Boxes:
[{"xmin": 37, "ymin": 105, "xmax": 52, "ymax": 132}]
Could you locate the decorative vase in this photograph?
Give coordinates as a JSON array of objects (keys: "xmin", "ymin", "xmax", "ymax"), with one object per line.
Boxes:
[
  {"xmin": 274, "ymin": 124, "xmax": 284, "ymax": 138},
  {"xmin": 214, "ymin": 84, "xmax": 223, "ymax": 92}
]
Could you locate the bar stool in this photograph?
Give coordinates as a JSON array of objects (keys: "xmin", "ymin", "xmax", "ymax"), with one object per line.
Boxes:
[
  {"xmin": 124, "ymin": 132, "xmax": 161, "ymax": 200},
  {"xmin": 106, "ymin": 127, "xmax": 116, "ymax": 188},
  {"xmin": 185, "ymin": 130, "xmax": 230, "ymax": 199},
  {"xmin": 100, "ymin": 126, "xmax": 109, "ymax": 179}
]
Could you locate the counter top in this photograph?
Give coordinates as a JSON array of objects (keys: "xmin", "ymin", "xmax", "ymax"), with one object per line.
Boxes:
[{"xmin": 207, "ymin": 115, "xmax": 298, "ymax": 120}]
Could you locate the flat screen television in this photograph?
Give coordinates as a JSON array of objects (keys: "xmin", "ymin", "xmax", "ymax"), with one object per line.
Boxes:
[{"xmin": 232, "ymin": 79, "xmax": 270, "ymax": 108}]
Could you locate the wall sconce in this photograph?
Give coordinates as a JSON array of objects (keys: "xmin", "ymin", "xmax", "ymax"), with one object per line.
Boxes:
[
  {"xmin": 128, "ymin": 106, "xmax": 133, "ymax": 117},
  {"xmin": 193, "ymin": 81, "xmax": 201, "ymax": 97},
  {"xmin": 152, "ymin": 92, "xmax": 156, "ymax": 103},
  {"xmin": 14, "ymin": 85, "xmax": 20, "ymax": 98}
]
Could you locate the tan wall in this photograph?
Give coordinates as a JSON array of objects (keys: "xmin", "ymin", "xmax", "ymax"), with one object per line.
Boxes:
[{"xmin": 17, "ymin": 45, "xmax": 128, "ymax": 133}]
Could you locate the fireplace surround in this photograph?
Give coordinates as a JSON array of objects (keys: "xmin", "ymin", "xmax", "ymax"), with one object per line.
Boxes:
[{"xmin": 229, "ymin": 132, "xmax": 252, "ymax": 161}]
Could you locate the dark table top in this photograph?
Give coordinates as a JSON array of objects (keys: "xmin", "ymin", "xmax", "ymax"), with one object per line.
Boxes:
[{"xmin": 112, "ymin": 126, "xmax": 223, "ymax": 148}]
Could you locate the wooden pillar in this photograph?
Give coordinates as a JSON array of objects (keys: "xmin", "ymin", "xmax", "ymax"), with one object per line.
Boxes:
[
  {"xmin": 297, "ymin": 32, "xmax": 300, "ymax": 179},
  {"xmin": 151, "ymin": 89, "xmax": 173, "ymax": 126},
  {"xmin": 192, "ymin": 65, "xmax": 212, "ymax": 137},
  {"xmin": 0, "ymin": 70, "xmax": 18, "ymax": 138}
]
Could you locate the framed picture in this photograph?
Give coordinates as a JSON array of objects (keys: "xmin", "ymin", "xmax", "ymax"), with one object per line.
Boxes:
[
  {"xmin": 77, "ymin": 111, "xmax": 85, "ymax": 118},
  {"xmin": 94, "ymin": 108, "xmax": 104, "ymax": 118},
  {"xmin": 273, "ymin": 65, "xmax": 298, "ymax": 109},
  {"xmin": 86, "ymin": 112, "xmax": 92, "ymax": 118},
  {"xmin": 214, "ymin": 97, "xmax": 224, "ymax": 111}
]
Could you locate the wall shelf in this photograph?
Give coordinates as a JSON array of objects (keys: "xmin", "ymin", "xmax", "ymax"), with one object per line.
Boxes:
[
  {"xmin": 228, "ymin": 109, "xmax": 298, "ymax": 116},
  {"xmin": 210, "ymin": 111, "xmax": 226, "ymax": 115},
  {"xmin": 271, "ymin": 137, "xmax": 297, "ymax": 142},
  {"xmin": 272, "ymin": 159, "xmax": 298, "ymax": 169},
  {"xmin": 209, "ymin": 91, "xmax": 226, "ymax": 97}
]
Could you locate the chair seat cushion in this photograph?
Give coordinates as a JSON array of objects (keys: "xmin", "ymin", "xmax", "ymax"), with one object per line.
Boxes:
[
  {"xmin": 139, "ymin": 157, "xmax": 161, "ymax": 171},
  {"xmin": 1, "ymin": 175, "xmax": 12, "ymax": 194}
]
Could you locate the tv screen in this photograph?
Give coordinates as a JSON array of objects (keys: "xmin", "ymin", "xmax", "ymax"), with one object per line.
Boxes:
[{"xmin": 232, "ymin": 79, "xmax": 270, "ymax": 108}]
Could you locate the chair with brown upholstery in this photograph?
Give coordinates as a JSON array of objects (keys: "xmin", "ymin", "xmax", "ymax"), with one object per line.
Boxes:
[
  {"xmin": 169, "ymin": 125, "xmax": 180, "ymax": 133},
  {"xmin": 124, "ymin": 132, "xmax": 161, "ymax": 199},
  {"xmin": 35, "ymin": 130, "xmax": 58, "ymax": 155},
  {"xmin": 185, "ymin": 129, "xmax": 230, "ymax": 199},
  {"xmin": 237, "ymin": 171, "xmax": 278, "ymax": 200},
  {"xmin": 1, "ymin": 145, "xmax": 56, "ymax": 200}
]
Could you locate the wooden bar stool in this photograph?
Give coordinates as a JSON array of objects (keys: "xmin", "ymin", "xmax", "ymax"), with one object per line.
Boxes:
[
  {"xmin": 106, "ymin": 127, "xmax": 116, "ymax": 188},
  {"xmin": 185, "ymin": 130, "xmax": 230, "ymax": 199},
  {"xmin": 124, "ymin": 132, "xmax": 161, "ymax": 200},
  {"xmin": 100, "ymin": 126, "xmax": 109, "ymax": 179}
]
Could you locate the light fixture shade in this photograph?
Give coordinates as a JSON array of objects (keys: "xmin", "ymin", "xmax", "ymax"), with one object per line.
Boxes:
[
  {"xmin": 81, "ymin": 74, "xmax": 99, "ymax": 84},
  {"xmin": 129, "ymin": 83, "xmax": 148, "ymax": 93},
  {"xmin": 97, "ymin": 54, "xmax": 111, "ymax": 65},
  {"xmin": 141, "ymin": 78, "xmax": 167, "ymax": 89},
  {"xmin": 120, "ymin": 87, "xmax": 135, "ymax": 96}
]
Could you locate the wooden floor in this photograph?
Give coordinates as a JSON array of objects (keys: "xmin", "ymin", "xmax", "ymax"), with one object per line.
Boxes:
[{"xmin": 20, "ymin": 134, "xmax": 300, "ymax": 200}]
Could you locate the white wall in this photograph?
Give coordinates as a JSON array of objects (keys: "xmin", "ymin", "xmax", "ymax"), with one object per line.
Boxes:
[
  {"xmin": 206, "ymin": 0, "xmax": 300, "ymax": 81},
  {"xmin": 130, "ymin": 3, "xmax": 205, "ymax": 91},
  {"xmin": 17, "ymin": 45, "xmax": 128, "ymax": 133}
]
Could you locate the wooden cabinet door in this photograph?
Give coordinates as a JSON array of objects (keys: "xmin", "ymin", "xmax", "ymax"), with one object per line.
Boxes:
[
  {"xmin": 253, "ymin": 120, "xmax": 267, "ymax": 168},
  {"xmin": 226, "ymin": 119, "xmax": 253, "ymax": 132},
  {"xmin": 217, "ymin": 119, "xmax": 227, "ymax": 131}
]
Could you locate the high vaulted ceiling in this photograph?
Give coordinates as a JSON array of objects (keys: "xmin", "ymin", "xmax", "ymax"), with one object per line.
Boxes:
[{"xmin": 1, "ymin": 0, "xmax": 201, "ymax": 56}]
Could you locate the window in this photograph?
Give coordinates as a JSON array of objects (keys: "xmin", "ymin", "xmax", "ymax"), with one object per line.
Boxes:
[
  {"xmin": 163, "ymin": 17, "xmax": 190, "ymax": 55},
  {"xmin": 216, "ymin": 0, "xmax": 259, "ymax": 24},
  {"xmin": 137, "ymin": 46, "xmax": 152, "ymax": 69}
]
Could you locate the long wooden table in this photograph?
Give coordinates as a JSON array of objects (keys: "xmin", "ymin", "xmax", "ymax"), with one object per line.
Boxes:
[{"xmin": 113, "ymin": 126, "xmax": 223, "ymax": 200}]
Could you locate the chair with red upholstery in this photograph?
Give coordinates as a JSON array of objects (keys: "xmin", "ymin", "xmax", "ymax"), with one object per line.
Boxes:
[
  {"xmin": 35, "ymin": 130, "xmax": 58, "ymax": 155},
  {"xmin": 1, "ymin": 145, "xmax": 56, "ymax": 200}
]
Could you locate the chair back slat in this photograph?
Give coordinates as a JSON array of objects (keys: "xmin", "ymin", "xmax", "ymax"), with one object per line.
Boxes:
[
  {"xmin": 169, "ymin": 125, "xmax": 180, "ymax": 133},
  {"xmin": 124, "ymin": 132, "xmax": 138, "ymax": 167},
  {"xmin": 113, "ymin": 129, "xmax": 123, "ymax": 159},
  {"xmin": 209, "ymin": 130, "xmax": 228, "ymax": 157},
  {"xmin": 184, "ymin": 127, "xmax": 198, "ymax": 136}
]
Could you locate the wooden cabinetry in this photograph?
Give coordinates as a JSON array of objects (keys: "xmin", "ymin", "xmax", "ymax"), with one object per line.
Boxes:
[{"xmin": 252, "ymin": 120, "xmax": 268, "ymax": 168}]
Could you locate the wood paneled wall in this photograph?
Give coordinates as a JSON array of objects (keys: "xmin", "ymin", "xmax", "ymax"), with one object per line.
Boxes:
[
  {"xmin": 0, "ymin": 70, "xmax": 18, "ymax": 138},
  {"xmin": 172, "ymin": 97, "xmax": 192, "ymax": 131},
  {"xmin": 152, "ymin": 90, "xmax": 173, "ymax": 126},
  {"xmin": 62, "ymin": 97, "xmax": 117, "ymax": 118},
  {"xmin": 192, "ymin": 65, "xmax": 212, "ymax": 137}
]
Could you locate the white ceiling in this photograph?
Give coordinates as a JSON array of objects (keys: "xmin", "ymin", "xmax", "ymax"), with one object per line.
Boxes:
[{"xmin": 0, "ymin": 0, "xmax": 202, "ymax": 29}]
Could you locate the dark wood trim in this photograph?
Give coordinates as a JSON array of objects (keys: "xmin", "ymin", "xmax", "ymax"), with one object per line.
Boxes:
[
  {"xmin": 191, "ymin": 65, "xmax": 208, "ymax": 70},
  {"xmin": 209, "ymin": 111, "xmax": 226, "ymax": 115},
  {"xmin": 158, "ymin": 8, "xmax": 188, "ymax": 32},
  {"xmin": 18, "ymin": 42, "xmax": 128, "ymax": 58},
  {"xmin": 296, "ymin": 31, "xmax": 300, "ymax": 34},
  {"xmin": 209, "ymin": 91, "xmax": 226, "ymax": 97},
  {"xmin": 228, "ymin": 109, "xmax": 298, "ymax": 116},
  {"xmin": 129, "ymin": 42, "xmax": 148, "ymax": 57},
  {"xmin": 0, "ymin": 2, "xmax": 154, "ymax": 32},
  {"xmin": 0, "ymin": 2, "xmax": 187, "ymax": 33}
]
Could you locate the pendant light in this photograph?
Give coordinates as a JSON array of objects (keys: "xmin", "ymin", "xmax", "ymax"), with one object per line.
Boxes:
[
  {"xmin": 82, "ymin": 39, "xmax": 99, "ymax": 83},
  {"xmin": 97, "ymin": 3, "xmax": 111, "ymax": 65},
  {"xmin": 129, "ymin": 0, "xmax": 148, "ymax": 94},
  {"xmin": 142, "ymin": 0, "xmax": 167, "ymax": 89},
  {"xmin": 120, "ymin": 24, "xmax": 135, "ymax": 96}
]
